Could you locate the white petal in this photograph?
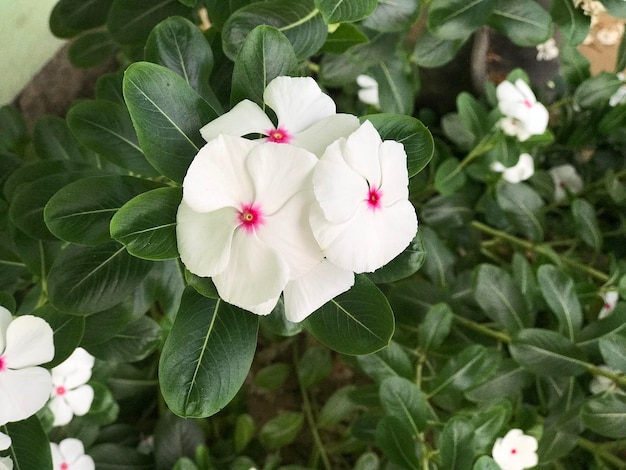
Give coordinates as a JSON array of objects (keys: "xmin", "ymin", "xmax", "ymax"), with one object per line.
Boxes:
[
  {"xmin": 264, "ymin": 76, "xmax": 336, "ymax": 134},
  {"xmin": 59, "ymin": 438, "xmax": 86, "ymax": 464},
  {"xmin": 0, "ymin": 431, "xmax": 10, "ymax": 451},
  {"xmin": 378, "ymin": 140, "xmax": 409, "ymax": 206},
  {"xmin": 496, "ymin": 80, "xmax": 521, "ymax": 107},
  {"xmin": 3, "ymin": 316, "xmax": 53, "ymax": 369},
  {"xmin": 199, "ymin": 100, "xmax": 273, "ymax": 142},
  {"xmin": 523, "ymin": 104, "xmax": 549, "ymax": 135},
  {"xmin": 358, "ymin": 88, "xmax": 380, "ymax": 107},
  {"xmin": 182, "ymin": 134, "xmax": 257, "ymax": 213},
  {"xmin": 292, "ymin": 114, "xmax": 360, "ymax": 156},
  {"xmin": 49, "ymin": 396, "xmax": 74, "ymax": 427},
  {"xmin": 314, "ymin": 139, "xmax": 368, "ymax": 224},
  {"xmin": 0, "ymin": 367, "xmax": 52, "ymax": 423},
  {"xmin": 513, "ymin": 79, "xmax": 537, "ymax": 104},
  {"xmin": 71, "ymin": 455, "xmax": 95, "ymax": 470},
  {"xmin": 0, "ymin": 307, "xmax": 11, "ymax": 354},
  {"xmin": 65, "ymin": 385, "xmax": 94, "ymax": 416},
  {"xmin": 176, "ymin": 202, "xmax": 237, "ymax": 278},
  {"xmin": 357, "ymin": 75, "xmax": 378, "ymax": 88},
  {"xmin": 343, "ymin": 121, "xmax": 383, "ymax": 186},
  {"xmin": 0, "ymin": 456, "xmax": 12, "ymax": 470},
  {"xmin": 502, "ymin": 153, "xmax": 535, "ymax": 184},
  {"xmin": 51, "ymin": 348, "xmax": 94, "ymax": 390},
  {"xmin": 246, "ymin": 142, "xmax": 317, "ymax": 215},
  {"xmin": 283, "ymin": 260, "xmax": 355, "ymax": 323},
  {"xmin": 213, "ymin": 230, "xmax": 289, "ymax": 313},
  {"xmin": 50, "ymin": 442, "xmax": 63, "ymax": 468}
]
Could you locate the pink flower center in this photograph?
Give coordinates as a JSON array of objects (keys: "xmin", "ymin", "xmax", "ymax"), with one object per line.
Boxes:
[
  {"xmin": 61, "ymin": 462, "xmax": 69, "ymax": 470},
  {"xmin": 511, "ymin": 448, "xmax": 517, "ymax": 455},
  {"xmin": 266, "ymin": 127, "xmax": 291, "ymax": 144},
  {"xmin": 366, "ymin": 187, "xmax": 383, "ymax": 211},
  {"xmin": 523, "ymin": 99, "xmax": 532, "ymax": 108},
  {"xmin": 0, "ymin": 356, "xmax": 6, "ymax": 372},
  {"xmin": 56, "ymin": 385, "xmax": 67, "ymax": 396},
  {"xmin": 237, "ymin": 203, "xmax": 264, "ymax": 233},
  {"xmin": 604, "ymin": 303, "xmax": 612, "ymax": 310}
]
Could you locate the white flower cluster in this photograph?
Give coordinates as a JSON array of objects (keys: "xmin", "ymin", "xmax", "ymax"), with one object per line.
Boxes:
[{"xmin": 177, "ymin": 76, "xmax": 418, "ymax": 322}]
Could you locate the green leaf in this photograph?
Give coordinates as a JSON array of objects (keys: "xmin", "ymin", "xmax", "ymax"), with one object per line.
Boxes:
[
  {"xmin": 356, "ymin": 340, "xmax": 414, "ymax": 382},
  {"xmin": 379, "ymin": 376, "xmax": 428, "ymax": 435},
  {"xmin": 438, "ymin": 418, "xmax": 474, "ymax": 470},
  {"xmin": 159, "ymin": 288, "xmax": 259, "ymax": 417},
  {"xmin": 441, "ymin": 113, "xmax": 475, "ymax": 151},
  {"xmin": 230, "ymin": 26, "xmax": 299, "ymax": 107},
  {"xmin": 90, "ymin": 443, "xmax": 153, "ymax": 469},
  {"xmin": 68, "ymin": 30, "xmax": 118, "ymax": 67},
  {"xmin": 434, "ymin": 158, "xmax": 466, "ymax": 196},
  {"xmin": 419, "ymin": 303, "xmax": 453, "ymax": 352},
  {"xmin": 256, "ymin": 363, "xmax": 291, "ymax": 391},
  {"xmin": 420, "ymin": 226, "xmax": 455, "ymax": 287},
  {"xmin": 353, "ymin": 452, "xmax": 380, "ymax": 470},
  {"xmin": 222, "ymin": 0, "xmax": 327, "ymax": 61},
  {"xmin": 110, "ymin": 186, "xmax": 182, "ymax": 260},
  {"xmin": 599, "ymin": 332, "xmax": 626, "ymax": 373},
  {"xmin": 45, "ymin": 175, "xmax": 162, "ymax": 245},
  {"xmin": 152, "ymin": 412, "xmax": 205, "ymax": 470},
  {"xmin": 47, "ymin": 241, "xmax": 153, "ymax": 314},
  {"xmin": 599, "ymin": 103, "xmax": 626, "ymax": 134},
  {"xmin": 107, "ymin": 0, "xmax": 192, "ymax": 45},
  {"xmin": 203, "ymin": 0, "xmax": 253, "ymax": 31},
  {"xmin": 496, "ymin": 180, "xmax": 545, "ymax": 241},
  {"xmin": 9, "ymin": 225, "xmax": 62, "ymax": 279},
  {"xmin": 574, "ymin": 72, "xmax": 622, "ymax": 108},
  {"xmin": 375, "ymin": 416, "xmax": 420, "ymax": 470},
  {"xmin": 537, "ymin": 265, "xmax": 583, "ymax": 340},
  {"xmin": 86, "ymin": 315, "xmax": 161, "ymax": 362},
  {"xmin": 509, "ymin": 328, "xmax": 587, "ymax": 376},
  {"xmin": 472, "ymin": 456, "xmax": 501, "ymax": 470},
  {"xmin": 550, "ymin": 0, "xmax": 590, "ymax": 46},
  {"xmin": 471, "ymin": 401, "xmax": 512, "ymax": 452},
  {"xmin": 428, "ymin": 0, "xmax": 496, "ymax": 41},
  {"xmin": 319, "ymin": 23, "xmax": 368, "ymax": 54},
  {"xmin": 33, "ymin": 115, "xmax": 97, "ymax": 163},
  {"xmin": 488, "ymin": 0, "xmax": 553, "ymax": 47},
  {"xmin": 362, "ymin": 0, "xmax": 420, "ymax": 32},
  {"xmin": 456, "ymin": 92, "xmax": 489, "ymax": 141},
  {"xmin": 33, "ymin": 303, "xmax": 85, "ymax": 368},
  {"xmin": 297, "ymin": 347, "xmax": 332, "ymax": 388},
  {"xmin": 361, "ymin": 113, "xmax": 434, "ymax": 177},
  {"xmin": 50, "ymin": 0, "xmax": 113, "ymax": 38},
  {"xmin": 318, "ymin": 386, "xmax": 359, "ymax": 429},
  {"xmin": 303, "ymin": 275, "xmax": 395, "ymax": 355},
  {"xmin": 67, "ymin": 99, "xmax": 159, "ymax": 176},
  {"xmin": 259, "ymin": 412, "xmax": 304, "ymax": 449},
  {"xmin": 582, "ymin": 393, "xmax": 626, "ymax": 438},
  {"xmin": 123, "ymin": 62, "xmax": 217, "ymax": 183},
  {"xmin": 315, "ymin": 0, "xmax": 377, "ymax": 23},
  {"xmin": 603, "ymin": 0, "xmax": 626, "ymax": 18},
  {"xmin": 368, "ymin": 55, "xmax": 416, "ymax": 115},
  {"xmin": 234, "ymin": 414, "xmax": 255, "ymax": 452},
  {"xmin": 474, "ymin": 264, "xmax": 530, "ymax": 333},
  {"xmin": 4, "ymin": 416, "xmax": 52, "ymax": 470},
  {"xmin": 412, "ymin": 31, "xmax": 466, "ymax": 68},
  {"xmin": 466, "ymin": 362, "xmax": 533, "ymax": 402},
  {"xmin": 96, "ymin": 71, "xmax": 125, "ymax": 104},
  {"xmin": 420, "ymin": 193, "xmax": 474, "ymax": 229},
  {"xmin": 571, "ymin": 198, "xmax": 602, "ymax": 251},
  {"xmin": 367, "ymin": 231, "xmax": 425, "ymax": 284}
]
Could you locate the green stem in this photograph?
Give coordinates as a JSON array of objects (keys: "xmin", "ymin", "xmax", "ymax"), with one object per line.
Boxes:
[
  {"xmin": 452, "ymin": 314, "xmax": 511, "ymax": 343},
  {"xmin": 577, "ymin": 437, "xmax": 626, "ymax": 468},
  {"xmin": 584, "ymin": 363, "xmax": 626, "ymax": 388}
]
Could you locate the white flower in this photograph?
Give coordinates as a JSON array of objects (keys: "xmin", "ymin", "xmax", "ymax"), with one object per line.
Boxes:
[
  {"xmin": 50, "ymin": 438, "xmax": 94, "ymax": 470},
  {"xmin": 0, "ymin": 307, "xmax": 54, "ymax": 425},
  {"xmin": 496, "ymin": 79, "xmax": 549, "ymax": 141},
  {"xmin": 609, "ymin": 75, "xmax": 626, "ymax": 107},
  {"xmin": 0, "ymin": 431, "xmax": 9, "ymax": 451},
  {"xmin": 309, "ymin": 121, "xmax": 418, "ymax": 274},
  {"xmin": 599, "ymin": 290, "xmax": 620, "ymax": 319},
  {"xmin": 0, "ymin": 456, "xmax": 12, "ymax": 470},
  {"xmin": 536, "ymin": 38, "xmax": 559, "ymax": 61},
  {"xmin": 589, "ymin": 365, "xmax": 625, "ymax": 394},
  {"xmin": 356, "ymin": 74, "xmax": 380, "ymax": 108},
  {"xmin": 48, "ymin": 348, "xmax": 95, "ymax": 426},
  {"xmin": 199, "ymin": 76, "xmax": 359, "ymax": 156},
  {"xmin": 548, "ymin": 164, "xmax": 583, "ymax": 202},
  {"xmin": 491, "ymin": 153, "xmax": 535, "ymax": 183},
  {"xmin": 492, "ymin": 429, "xmax": 538, "ymax": 470}
]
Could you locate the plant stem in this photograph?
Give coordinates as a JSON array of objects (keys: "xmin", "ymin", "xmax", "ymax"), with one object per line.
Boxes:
[
  {"xmin": 452, "ymin": 314, "xmax": 511, "ymax": 343},
  {"xmin": 584, "ymin": 363, "xmax": 626, "ymax": 389},
  {"xmin": 577, "ymin": 437, "xmax": 626, "ymax": 468}
]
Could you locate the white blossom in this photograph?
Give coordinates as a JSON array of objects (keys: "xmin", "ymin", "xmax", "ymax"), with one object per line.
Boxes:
[
  {"xmin": 49, "ymin": 348, "xmax": 95, "ymax": 426},
  {"xmin": 589, "ymin": 365, "xmax": 625, "ymax": 395},
  {"xmin": 497, "ymin": 79, "xmax": 549, "ymax": 141},
  {"xmin": 599, "ymin": 290, "xmax": 620, "ymax": 319},
  {"xmin": 0, "ymin": 456, "xmax": 12, "ymax": 470},
  {"xmin": 536, "ymin": 38, "xmax": 559, "ymax": 61},
  {"xmin": 0, "ymin": 425, "xmax": 10, "ymax": 451},
  {"xmin": 491, "ymin": 153, "xmax": 535, "ymax": 183},
  {"xmin": 548, "ymin": 164, "xmax": 583, "ymax": 202},
  {"xmin": 492, "ymin": 429, "xmax": 538, "ymax": 470},
  {"xmin": 356, "ymin": 74, "xmax": 380, "ymax": 108},
  {"xmin": 50, "ymin": 438, "xmax": 94, "ymax": 470}
]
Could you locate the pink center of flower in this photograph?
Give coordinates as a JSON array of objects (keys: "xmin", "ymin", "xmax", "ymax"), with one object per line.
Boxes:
[
  {"xmin": 0, "ymin": 356, "xmax": 6, "ymax": 372},
  {"xmin": 266, "ymin": 127, "xmax": 291, "ymax": 144},
  {"xmin": 511, "ymin": 448, "xmax": 517, "ymax": 455},
  {"xmin": 238, "ymin": 203, "xmax": 264, "ymax": 233},
  {"xmin": 523, "ymin": 99, "xmax": 532, "ymax": 108},
  {"xmin": 61, "ymin": 462, "xmax": 69, "ymax": 470},
  {"xmin": 366, "ymin": 187, "xmax": 383, "ymax": 211},
  {"xmin": 56, "ymin": 385, "xmax": 67, "ymax": 396},
  {"xmin": 604, "ymin": 303, "xmax": 612, "ymax": 310}
]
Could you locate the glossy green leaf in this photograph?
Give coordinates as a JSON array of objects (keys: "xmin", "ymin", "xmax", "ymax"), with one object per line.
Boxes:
[
  {"xmin": 68, "ymin": 30, "xmax": 118, "ymax": 67},
  {"xmin": 441, "ymin": 113, "xmax": 475, "ymax": 151},
  {"xmin": 356, "ymin": 340, "xmax": 414, "ymax": 383},
  {"xmin": 550, "ymin": 0, "xmax": 590, "ymax": 45},
  {"xmin": 369, "ymin": 55, "xmax": 416, "ymax": 115},
  {"xmin": 367, "ymin": 231, "xmax": 425, "ymax": 284},
  {"xmin": 4, "ymin": 416, "xmax": 52, "ymax": 470},
  {"xmin": 420, "ymin": 226, "xmax": 455, "ymax": 287},
  {"xmin": 203, "ymin": 0, "xmax": 253, "ymax": 30},
  {"xmin": 259, "ymin": 412, "xmax": 304, "ymax": 449},
  {"xmin": 457, "ymin": 92, "xmax": 489, "ymax": 141},
  {"xmin": 50, "ymin": 0, "xmax": 114, "ymax": 38},
  {"xmin": 412, "ymin": 31, "xmax": 465, "ymax": 68},
  {"xmin": 152, "ymin": 412, "xmax": 205, "ymax": 470},
  {"xmin": 33, "ymin": 115, "xmax": 97, "ymax": 163},
  {"xmin": 110, "ymin": 186, "xmax": 182, "ymax": 260},
  {"xmin": 379, "ymin": 376, "xmax": 427, "ymax": 435},
  {"xmin": 319, "ymin": 23, "xmax": 368, "ymax": 54},
  {"xmin": 4, "ymin": 160, "xmax": 90, "ymax": 201},
  {"xmin": 222, "ymin": 0, "xmax": 327, "ymax": 61},
  {"xmin": 574, "ymin": 72, "xmax": 622, "ymax": 108},
  {"xmin": 488, "ymin": 0, "xmax": 553, "ymax": 47},
  {"xmin": 159, "ymin": 288, "xmax": 259, "ymax": 417},
  {"xmin": 47, "ymin": 241, "xmax": 153, "ymax": 315},
  {"xmin": 315, "ymin": 0, "xmax": 377, "ymax": 23},
  {"xmin": 428, "ymin": 0, "xmax": 496, "ymax": 41},
  {"xmin": 599, "ymin": 332, "xmax": 626, "ymax": 373},
  {"xmin": 9, "ymin": 225, "xmax": 62, "ymax": 279},
  {"xmin": 303, "ymin": 275, "xmax": 395, "ymax": 355},
  {"xmin": 419, "ymin": 303, "xmax": 453, "ymax": 352},
  {"xmin": 375, "ymin": 416, "xmax": 420, "ymax": 469},
  {"xmin": 90, "ymin": 443, "xmax": 153, "ymax": 468},
  {"xmin": 96, "ymin": 71, "xmax": 125, "ymax": 104},
  {"xmin": 471, "ymin": 401, "xmax": 512, "ymax": 452},
  {"xmin": 537, "ymin": 265, "xmax": 583, "ymax": 340},
  {"xmin": 33, "ymin": 303, "xmax": 85, "ymax": 368},
  {"xmin": 362, "ymin": 0, "xmax": 420, "ymax": 32},
  {"xmin": 361, "ymin": 113, "xmax": 434, "ymax": 177},
  {"xmin": 599, "ymin": 103, "xmax": 626, "ymax": 134},
  {"xmin": 45, "ymin": 175, "xmax": 162, "ymax": 245},
  {"xmin": 438, "ymin": 418, "xmax": 474, "ymax": 470},
  {"xmin": 230, "ymin": 26, "xmax": 299, "ymax": 107},
  {"xmin": 472, "ymin": 456, "xmax": 501, "ymax": 470},
  {"xmin": 571, "ymin": 198, "xmax": 602, "ymax": 251},
  {"xmin": 582, "ymin": 393, "xmax": 626, "ymax": 438},
  {"xmin": 86, "ymin": 315, "xmax": 161, "ymax": 362},
  {"xmin": 475, "ymin": 264, "xmax": 530, "ymax": 333},
  {"xmin": 435, "ymin": 158, "xmax": 466, "ymax": 196},
  {"xmin": 67, "ymin": 99, "xmax": 158, "ymax": 176},
  {"xmin": 509, "ymin": 328, "xmax": 587, "ymax": 376},
  {"xmin": 123, "ymin": 62, "xmax": 217, "ymax": 183},
  {"xmin": 496, "ymin": 180, "xmax": 545, "ymax": 241},
  {"xmin": 421, "ymin": 193, "xmax": 474, "ymax": 229}
]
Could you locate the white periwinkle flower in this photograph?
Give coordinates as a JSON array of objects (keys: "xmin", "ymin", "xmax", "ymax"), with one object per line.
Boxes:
[
  {"xmin": 0, "ymin": 306, "xmax": 54, "ymax": 425},
  {"xmin": 49, "ymin": 347, "xmax": 95, "ymax": 426},
  {"xmin": 589, "ymin": 365, "xmax": 624, "ymax": 394},
  {"xmin": 199, "ymin": 76, "xmax": 359, "ymax": 156},
  {"xmin": 609, "ymin": 73, "xmax": 626, "ymax": 107},
  {"xmin": 309, "ymin": 120, "xmax": 418, "ymax": 273},
  {"xmin": 0, "ymin": 428, "xmax": 9, "ymax": 451},
  {"xmin": 599, "ymin": 290, "xmax": 620, "ymax": 319},
  {"xmin": 548, "ymin": 164, "xmax": 583, "ymax": 202},
  {"xmin": 492, "ymin": 429, "xmax": 538, "ymax": 470},
  {"xmin": 356, "ymin": 74, "xmax": 380, "ymax": 108},
  {"xmin": 50, "ymin": 438, "xmax": 94, "ymax": 470},
  {"xmin": 0, "ymin": 456, "xmax": 12, "ymax": 470},
  {"xmin": 536, "ymin": 38, "xmax": 559, "ymax": 61},
  {"xmin": 491, "ymin": 153, "xmax": 535, "ymax": 183},
  {"xmin": 497, "ymin": 79, "xmax": 549, "ymax": 141}
]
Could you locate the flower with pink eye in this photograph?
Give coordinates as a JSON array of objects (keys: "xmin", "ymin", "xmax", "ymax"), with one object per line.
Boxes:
[
  {"xmin": 492, "ymin": 429, "xmax": 538, "ymax": 470},
  {"xmin": 497, "ymin": 79, "xmax": 549, "ymax": 141},
  {"xmin": 50, "ymin": 439, "xmax": 94, "ymax": 470}
]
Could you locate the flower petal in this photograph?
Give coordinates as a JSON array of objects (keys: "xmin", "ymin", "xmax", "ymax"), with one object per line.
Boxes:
[
  {"xmin": 283, "ymin": 259, "xmax": 355, "ymax": 323},
  {"xmin": 213, "ymin": 230, "xmax": 289, "ymax": 314},
  {"xmin": 378, "ymin": 140, "xmax": 409, "ymax": 206},
  {"xmin": 49, "ymin": 396, "xmax": 74, "ymax": 427},
  {"xmin": 3, "ymin": 316, "xmax": 53, "ymax": 369},
  {"xmin": 0, "ymin": 307, "xmax": 11, "ymax": 355},
  {"xmin": 59, "ymin": 438, "xmax": 86, "ymax": 464},
  {"xmin": 50, "ymin": 442, "xmax": 63, "ymax": 468},
  {"xmin": 342, "ymin": 121, "xmax": 383, "ymax": 186},
  {"xmin": 71, "ymin": 455, "xmax": 95, "ymax": 470},
  {"xmin": 513, "ymin": 79, "xmax": 536, "ymax": 103},
  {"xmin": 199, "ymin": 100, "xmax": 273, "ymax": 142},
  {"xmin": 0, "ymin": 367, "xmax": 52, "ymax": 423},
  {"xmin": 0, "ymin": 456, "xmax": 12, "ymax": 470},
  {"xmin": 182, "ymin": 134, "xmax": 257, "ymax": 213},
  {"xmin": 177, "ymin": 202, "xmax": 237, "ymax": 278},
  {"xmin": 496, "ymin": 80, "xmax": 521, "ymax": 108},
  {"xmin": 65, "ymin": 385, "xmax": 94, "ymax": 416},
  {"xmin": 292, "ymin": 114, "xmax": 360, "ymax": 156},
  {"xmin": 51, "ymin": 348, "xmax": 94, "ymax": 389},
  {"xmin": 0, "ymin": 431, "xmax": 10, "ymax": 451},
  {"xmin": 264, "ymin": 76, "xmax": 335, "ymax": 134}
]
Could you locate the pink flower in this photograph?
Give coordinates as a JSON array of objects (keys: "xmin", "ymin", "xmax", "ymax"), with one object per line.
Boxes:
[
  {"xmin": 599, "ymin": 290, "xmax": 620, "ymax": 319},
  {"xmin": 492, "ymin": 429, "xmax": 538, "ymax": 470}
]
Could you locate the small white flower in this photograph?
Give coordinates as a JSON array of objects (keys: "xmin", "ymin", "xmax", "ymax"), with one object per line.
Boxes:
[
  {"xmin": 0, "ymin": 425, "xmax": 10, "ymax": 450},
  {"xmin": 50, "ymin": 438, "xmax": 94, "ymax": 470},
  {"xmin": 356, "ymin": 74, "xmax": 380, "ymax": 108},
  {"xmin": 548, "ymin": 164, "xmax": 583, "ymax": 202},
  {"xmin": 492, "ymin": 429, "xmax": 538, "ymax": 470},
  {"xmin": 599, "ymin": 290, "xmax": 620, "ymax": 319},
  {"xmin": 309, "ymin": 120, "xmax": 418, "ymax": 274},
  {"xmin": 0, "ymin": 307, "xmax": 54, "ymax": 425},
  {"xmin": 589, "ymin": 365, "xmax": 624, "ymax": 394},
  {"xmin": 48, "ymin": 348, "xmax": 95, "ymax": 427},
  {"xmin": 536, "ymin": 38, "xmax": 559, "ymax": 61},
  {"xmin": 497, "ymin": 79, "xmax": 549, "ymax": 141},
  {"xmin": 0, "ymin": 456, "xmax": 12, "ymax": 470},
  {"xmin": 491, "ymin": 153, "xmax": 535, "ymax": 183},
  {"xmin": 199, "ymin": 76, "xmax": 359, "ymax": 156}
]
